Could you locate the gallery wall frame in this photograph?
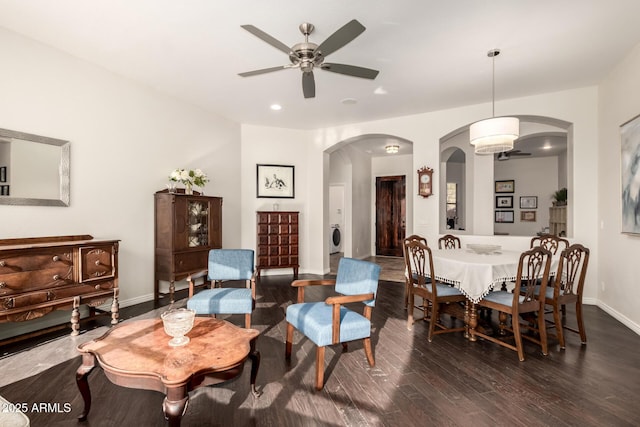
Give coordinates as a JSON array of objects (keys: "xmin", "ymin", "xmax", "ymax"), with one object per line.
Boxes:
[
  {"xmin": 0, "ymin": 166, "xmax": 6, "ymax": 182},
  {"xmin": 495, "ymin": 195, "xmax": 513, "ymax": 209},
  {"xmin": 519, "ymin": 196, "xmax": 538, "ymax": 209},
  {"xmin": 495, "ymin": 180, "xmax": 515, "ymax": 193},
  {"xmin": 621, "ymin": 113, "xmax": 640, "ymax": 234},
  {"xmin": 495, "ymin": 210, "xmax": 514, "ymax": 223},
  {"xmin": 0, "ymin": 185, "xmax": 9, "ymax": 196},
  {"xmin": 520, "ymin": 211, "xmax": 537, "ymax": 222},
  {"xmin": 256, "ymin": 164, "xmax": 295, "ymax": 198}
]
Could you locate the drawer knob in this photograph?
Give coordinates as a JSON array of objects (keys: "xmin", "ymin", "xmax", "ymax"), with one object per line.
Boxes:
[
  {"xmin": 52, "ymin": 255, "xmax": 60, "ymax": 262},
  {"xmin": 53, "ymin": 274, "xmax": 61, "ymax": 280},
  {"xmin": 0, "ymin": 261, "xmax": 5, "ymax": 267},
  {"xmin": 95, "ymin": 260, "xmax": 101, "ymax": 266},
  {"xmin": 0, "ymin": 282, "xmax": 6, "ymax": 288}
]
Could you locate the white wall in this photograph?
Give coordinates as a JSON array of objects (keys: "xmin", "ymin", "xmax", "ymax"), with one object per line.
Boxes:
[
  {"xmin": 494, "ymin": 156, "xmax": 558, "ymax": 236},
  {"xmin": 598, "ymin": 41, "xmax": 640, "ymax": 334},
  {"xmin": 0, "ymin": 28, "xmax": 243, "ymax": 337},
  {"xmin": 300, "ymin": 87, "xmax": 599, "ymax": 302}
]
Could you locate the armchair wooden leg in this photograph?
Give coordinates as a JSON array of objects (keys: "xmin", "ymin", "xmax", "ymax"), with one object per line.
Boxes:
[
  {"xmin": 285, "ymin": 322, "xmax": 294, "ymax": 360},
  {"xmin": 363, "ymin": 337, "xmax": 375, "ymax": 367},
  {"xmin": 245, "ymin": 313, "xmax": 251, "ymax": 329},
  {"xmin": 315, "ymin": 346, "xmax": 325, "ymax": 390},
  {"xmin": 428, "ymin": 302, "xmax": 439, "ymax": 343},
  {"xmin": 538, "ymin": 309, "xmax": 548, "ymax": 355}
]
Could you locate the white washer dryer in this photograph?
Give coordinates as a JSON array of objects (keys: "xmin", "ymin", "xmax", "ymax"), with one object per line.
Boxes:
[{"xmin": 330, "ymin": 224, "xmax": 342, "ymax": 254}]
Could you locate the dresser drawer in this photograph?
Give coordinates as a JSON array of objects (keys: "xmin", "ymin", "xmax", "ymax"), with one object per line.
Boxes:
[
  {"xmin": 79, "ymin": 245, "xmax": 116, "ymax": 282},
  {"xmin": 0, "ymin": 266, "xmax": 73, "ymax": 296},
  {"xmin": 0, "ymin": 249, "xmax": 73, "ymax": 274}
]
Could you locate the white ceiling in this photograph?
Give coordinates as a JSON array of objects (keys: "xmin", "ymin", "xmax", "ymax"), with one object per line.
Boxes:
[{"xmin": 1, "ymin": 0, "xmax": 640, "ymax": 134}]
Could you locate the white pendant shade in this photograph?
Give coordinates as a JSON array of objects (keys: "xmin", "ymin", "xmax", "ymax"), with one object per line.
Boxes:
[{"xmin": 469, "ymin": 117, "xmax": 520, "ymax": 154}]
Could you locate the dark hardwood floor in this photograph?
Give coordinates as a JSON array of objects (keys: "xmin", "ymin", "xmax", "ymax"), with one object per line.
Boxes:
[{"xmin": 1, "ymin": 271, "xmax": 640, "ymax": 426}]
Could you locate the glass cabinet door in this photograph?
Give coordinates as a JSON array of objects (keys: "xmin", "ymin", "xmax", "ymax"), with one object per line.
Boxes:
[{"xmin": 187, "ymin": 200, "xmax": 209, "ymax": 247}]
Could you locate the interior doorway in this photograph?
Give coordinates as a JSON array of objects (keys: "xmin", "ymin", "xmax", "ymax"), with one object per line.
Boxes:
[{"xmin": 375, "ymin": 175, "xmax": 406, "ymax": 257}]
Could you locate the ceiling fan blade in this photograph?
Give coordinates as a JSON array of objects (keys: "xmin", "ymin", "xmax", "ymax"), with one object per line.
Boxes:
[
  {"xmin": 238, "ymin": 65, "xmax": 288, "ymax": 77},
  {"xmin": 241, "ymin": 25, "xmax": 291, "ymax": 55},
  {"xmin": 321, "ymin": 63, "xmax": 379, "ymax": 79},
  {"xmin": 302, "ymin": 71, "xmax": 315, "ymax": 98},
  {"xmin": 315, "ymin": 19, "xmax": 365, "ymax": 57}
]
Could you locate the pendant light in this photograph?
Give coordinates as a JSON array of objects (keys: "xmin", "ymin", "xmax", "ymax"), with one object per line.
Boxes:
[{"xmin": 469, "ymin": 49, "xmax": 519, "ymax": 154}]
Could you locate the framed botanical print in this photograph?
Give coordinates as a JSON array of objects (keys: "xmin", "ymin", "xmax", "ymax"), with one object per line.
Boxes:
[
  {"xmin": 495, "ymin": 210, "xmax": 514, "ymax": 223},
  {"xmin": 257, "ymin": 164, "xmax": 295, "ymax": 198},
  {"xmin": 495, "ymin": 196, "xmax": 513, "ymax": 209},
  {"xmin": 520, "ymin": 196, "xmax": 538, "ymax": 209},
  {"xmin": 520, "ymin": 211, "xmax": 537, "ymax": 222},
  {"xmin": 495, "ymin": 180, "xmax": 515, "ymax": 193}
]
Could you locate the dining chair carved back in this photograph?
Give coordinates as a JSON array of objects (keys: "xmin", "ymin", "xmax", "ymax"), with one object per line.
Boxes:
[
  {"xmin": 530, "ymin": 234, "xmax": 569, "ymax": 255},
  {"xmin": 402, "ymin": 234, "xmax": 428, "ymax": 310},
  {"xmin": 186, "ymin": 249, "xmax": 256, "ymax": 328},
  {"xmin": 474, "ymin": 246, "xmax": 552, "ymax": 361},
  {"xmin": 541, "ymin": 243, "xmax": 590, "ymax": 348},
  {"xmin": 405, "ymin": 240, "xmax": 466, "ymax": 342},
  {"xmin": 438, "ymin": 234, "xmax": 461, "ymax": 250},
  {"xmin": 285, "ymin": 257, "xmax": 381, "ymax": 390}
]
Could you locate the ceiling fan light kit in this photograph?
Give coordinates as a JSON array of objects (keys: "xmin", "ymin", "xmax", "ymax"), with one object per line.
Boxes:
[
  {"xmin": 238, "ymin": 20, "xmax": 379, "ymax": 99},
  {"xmin": 470, "ymin": 49, "xmax": 520, "ymax": 154}
]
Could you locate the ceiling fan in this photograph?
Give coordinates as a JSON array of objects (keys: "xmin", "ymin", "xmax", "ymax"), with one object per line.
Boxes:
[
  {"xmin": 496, "ymin": 149, "xmax": 532, "ymax": 161},
  {"xmin": 238, "ymin": 19, "xmax": 379, "ymax": 99}
]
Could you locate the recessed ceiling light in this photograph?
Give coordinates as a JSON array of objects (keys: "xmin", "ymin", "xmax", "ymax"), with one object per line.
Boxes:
[
  {"xmin": 341, "ymin": 98, "xmax": 357, "ymax": 105},
  {"xmin": 270, "ymin": 104, "xmax": 282, "ymax": 111},
  {"xmin": 543, "ymin": 144, "xmax": 552, "ymax": 150},
  {"xmin": 374, "ymin": 86, "xmax": 388, "ymax": 95}
]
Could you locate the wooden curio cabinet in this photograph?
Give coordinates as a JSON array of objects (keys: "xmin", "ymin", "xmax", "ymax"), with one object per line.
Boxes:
[
  {"xmin": 256, "ymin": 211, "xmax": 299, "ymax": 279},
  {"xmin": 154, "ymin": 189, "xmax": 222, "ymax": 302}
]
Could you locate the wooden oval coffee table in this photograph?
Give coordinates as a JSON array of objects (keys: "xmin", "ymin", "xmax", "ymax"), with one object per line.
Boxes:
[{"xmin": 76, "ymin": 317, "xmax": 260, "ymax": 426}]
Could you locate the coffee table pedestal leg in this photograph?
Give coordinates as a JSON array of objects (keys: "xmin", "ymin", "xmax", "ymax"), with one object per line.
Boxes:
[
  {"xmin": 163, "ymin": 386, "xmax": 189, "ymax": 427},
  {"xmin": 76, "ymin": 353, "xmax": 96, "ymax": 421}
]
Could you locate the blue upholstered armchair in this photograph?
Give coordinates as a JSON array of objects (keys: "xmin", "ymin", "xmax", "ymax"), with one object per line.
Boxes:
[
  {"xmin": 186, "ymin": 249, "xmax": 256, "ymax": 328},
  {"xmin": 285, "ymin": 257, "xmax": 381, "ymax": 390}
]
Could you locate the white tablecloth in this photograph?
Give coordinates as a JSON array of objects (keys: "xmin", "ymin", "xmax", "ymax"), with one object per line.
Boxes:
[{"xmin": 430, "ymin": 249, "xmax": 524, "ymax": 303}]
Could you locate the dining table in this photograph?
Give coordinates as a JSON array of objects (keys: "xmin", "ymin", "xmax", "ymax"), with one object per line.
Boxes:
[{"xmin": 428, "ymin": 246, "xmax": 556, "ymax": 341}]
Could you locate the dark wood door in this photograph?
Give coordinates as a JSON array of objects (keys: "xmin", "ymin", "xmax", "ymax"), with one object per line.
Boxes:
[{"xmin": 375, "ymin": 175, "xmax": 406, "ymax": 257}]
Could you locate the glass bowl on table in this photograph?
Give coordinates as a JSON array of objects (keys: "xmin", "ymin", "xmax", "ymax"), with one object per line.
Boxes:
[
  {"xmin": 466, "ymin": 244, "xmax": 502, "ymax": 254},
  {"xmin": 161, "ymin": 308, "xmax": 196, "ymax": 347}
]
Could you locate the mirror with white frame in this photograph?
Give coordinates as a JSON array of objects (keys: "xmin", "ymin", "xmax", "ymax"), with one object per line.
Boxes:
[{"xmin": 0, "ymin": 128, "xmax": 70, "ymax": 206}]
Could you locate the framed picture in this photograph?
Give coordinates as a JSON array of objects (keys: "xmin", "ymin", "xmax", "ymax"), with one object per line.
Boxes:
[
  {"xmin": 520, "ymin": 211, "xmax": 537, "ymax": 222},
  {"xmin": 519, "ymin": 196, "xmax": 538, "ymax": 209},
  {"xmin": 0, "ymin": 166, "xmax": 6, "ymax": 183},
  {"xmin": 621, "ymin": 113, "xmax": 640, "ymax": 234},
  {"xmin": 495, "ymin": 195, "xmax": 513, "ymax": 209},
  {"xmin": 257, "ymin": 164, "xmax": 295, "ymax": 198},
  {"xmin": 495, "ymin": 210, "xmax": 514, "ymax": 223},
  {"xmin": 0, "ymin": 185, "xmax": 9, "ymax": 196},
  {"xmin": 495, "ymin": 180, "xmax": 515, "ymax": 193}
]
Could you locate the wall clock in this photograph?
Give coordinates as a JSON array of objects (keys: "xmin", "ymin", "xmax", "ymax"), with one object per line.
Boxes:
[{"xmin": 417, "ymin": 166, "xmax": 433, "ymax": 198}]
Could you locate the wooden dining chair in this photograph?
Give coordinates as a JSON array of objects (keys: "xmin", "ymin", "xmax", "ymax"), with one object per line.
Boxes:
[
  {"xmin": 402, "ymin": 234, "xmax": 428, "ymax": 310},
  {"xmin": 406, "ymin": 240, "xmax": 466, "ymax": 342},
  {"xmin": 539, "ymin": 243, "xmax": 590, "ymax": 349},
  {"xmin": 530, "ymin": 234, "xmax": 569, "ymax": 254},
  {"xmin": 438, "ymin": 234, "xmax": 461, "ymax": 249},
  {"xmin": 474, "ymin": 246, "xmax": 552, "ymax": 361},
  {"xmin": 285, "ymin": 257, "xmax": 381, "ymax": 390}
]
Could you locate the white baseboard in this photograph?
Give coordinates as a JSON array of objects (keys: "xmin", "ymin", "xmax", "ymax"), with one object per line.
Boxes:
[{"xmin": 596, "ymin": 300, "xmax": 640, "ymax": 336}]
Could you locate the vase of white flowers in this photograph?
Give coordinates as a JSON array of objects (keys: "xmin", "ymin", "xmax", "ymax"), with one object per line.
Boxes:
[{"xmin": 169, "ymin": 168, "xmax": 209, "ymax": 195}]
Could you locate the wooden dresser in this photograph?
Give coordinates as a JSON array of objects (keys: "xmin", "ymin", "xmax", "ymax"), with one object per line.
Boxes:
[
  {"xmin": 154, "ymin": 189, "xmax": 222, "ymax": 302},
  {"xmin": 256, "ymin": 211, "xmax": 299, "ymax": 279},
  {"xmin": 0, "ymin": 235, "xmax": 119, "ymax": 342}
]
